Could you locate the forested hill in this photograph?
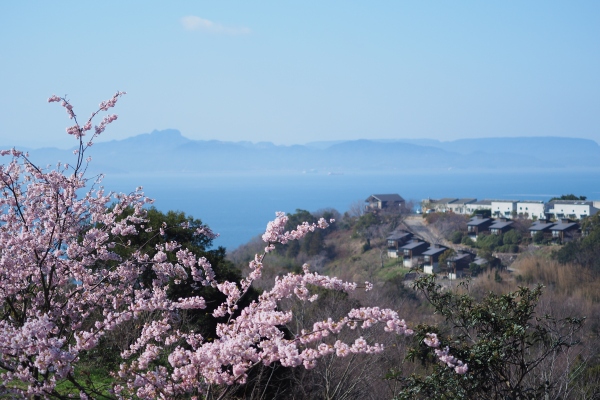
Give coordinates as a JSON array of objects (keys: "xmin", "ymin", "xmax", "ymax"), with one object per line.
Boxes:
[{"xmin": 14, "ymin": 129, "xmax": 600, "ymax": 173}]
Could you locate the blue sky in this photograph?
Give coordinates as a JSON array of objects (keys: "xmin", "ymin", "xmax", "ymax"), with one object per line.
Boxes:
[{"xmin": 1, "ymin": 1, "xmax": 599, "ymax": 148}]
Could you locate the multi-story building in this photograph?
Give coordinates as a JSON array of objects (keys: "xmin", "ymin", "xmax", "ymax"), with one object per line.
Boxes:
[
  {"xmin": 400, "ymin": 239, "xmax": 430, "ymax": 268},
  {"xmin": 386, "ymin": 230, "xmax": 413, "ymax": 258},
  {"xmin": 465, "ymin": 200, "xmax": 492, "ymax": 215},
  {"xmin": 422, "ymin": 244, "xmax": 448, "ymax": 274},
  {"xmin": 491, "ymin": 200, "xmax": 517, "ymax": 218},
  {"xmin": 446, "ymin": 198, "xmax": 477, "ymax": 214},
  {"xmin": 467, "ymin": 214, "xmax": 493, "ymax": 241},
  {"xmin": 545, "ymin": 200, "xmax": 598, "ymax": 220},
  {"xmin": 516, "ymin": 201, "xmax": 546, "ymax": 220}
]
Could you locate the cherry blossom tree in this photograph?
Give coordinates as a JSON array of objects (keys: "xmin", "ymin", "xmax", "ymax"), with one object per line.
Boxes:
[{"xmin": 0, "ymin": 94, "xmax": 464, "ymax": 399}]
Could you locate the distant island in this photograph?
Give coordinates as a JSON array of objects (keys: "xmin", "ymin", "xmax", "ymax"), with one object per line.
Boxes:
[{"xmin": 10, "ymin": 129, "xmax": 600, "ymax": 174}]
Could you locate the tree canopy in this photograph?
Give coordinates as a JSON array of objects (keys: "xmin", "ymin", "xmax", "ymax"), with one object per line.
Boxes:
[
  {"xmin": 393, "ymin": 276, "xmax": 584, "ymax": 400},
  {"xmin": 549, "ymin": 194, "xmax": 587, "ymax": 201}
]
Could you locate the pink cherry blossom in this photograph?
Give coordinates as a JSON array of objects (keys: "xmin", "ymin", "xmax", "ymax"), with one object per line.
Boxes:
[{"xmin": 0, "ymin": 93, "xmax": 467, "ymax": 398}]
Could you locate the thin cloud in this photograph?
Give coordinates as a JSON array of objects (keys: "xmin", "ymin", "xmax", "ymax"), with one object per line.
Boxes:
[{"xmin": 181, "ymin": 16, "xmax": 251, "ymax": 35}]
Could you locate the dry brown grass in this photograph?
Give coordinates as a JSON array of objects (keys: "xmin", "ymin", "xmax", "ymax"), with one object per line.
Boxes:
[
  {"xmin": 511, "ymin": 255, "xmax": 600, "ymax": 303},
  {"xmin": 322, "ymin": 230, "xmax": 400, "ymax": 283}
]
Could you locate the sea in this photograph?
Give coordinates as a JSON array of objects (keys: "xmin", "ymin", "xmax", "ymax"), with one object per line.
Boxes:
[{"xmin": 100, "ymin": 169, "xmax": 600, "ymax": 251}]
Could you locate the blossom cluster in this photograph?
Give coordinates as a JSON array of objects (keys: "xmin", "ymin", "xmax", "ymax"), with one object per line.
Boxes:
[
  {"xmin": 48, "ymin": 92, "xmax": 125, "ymax": 140},
  {"xmin": 423, "ymin": 333, "xmax": 468, "ymax": 374},
  {"xmin": 0, "ymin": 94, "xmax": 468, "ymax": 399},
  {"xmin": 262, "ymin": 211, "xmax": 333, "ymax": 253}
]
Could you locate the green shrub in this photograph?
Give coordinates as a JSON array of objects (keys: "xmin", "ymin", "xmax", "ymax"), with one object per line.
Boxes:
[
  {"xmin": 449, "ymin": 231, "xmax": 463, "ymax": 244},
  {"xmin": 461, "ymin": 236, "xmax": 475, "ymax": 246},
  {"xmin": 502, "ymin": 229, "xmax": 522, "ymax": 245}
]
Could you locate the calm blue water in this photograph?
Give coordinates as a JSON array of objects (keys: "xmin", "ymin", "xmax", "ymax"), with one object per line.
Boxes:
[{"xmin": 100, "ymin": 170, "xmax": 600, "ymax": 250}]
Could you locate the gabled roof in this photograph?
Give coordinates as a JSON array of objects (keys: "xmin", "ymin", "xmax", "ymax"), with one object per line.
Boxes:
[
  {"xmin": 366, "ymin": 194, "xmax": 405, "ymax": 203},
  {"xmin": 451, "ymin": 198, "xmax": 477, "ymax": 205},
  {"xmin": 468, "ymin": 216, "xmax": 492, "ymax": 226},
  {"xmin": 400, "ymin": 240, "xmax": 429, "ymax": 251},
  {"xmin": 490, "ymin": 220, "xmax": 513, "ymax": 230},
  {"xmin": 422, "ymin": 246, "xmax": 447, "ymax": 256},
  {"xmin": 529, "ymin": 221, "xmax": 555, "ymax": 231},
  {"xmin": 551, "ymin": 221, "xmax": 579, "ymax": 231},
  {"xmin": 430, "ymin": 198, "xmax": 458, "ymax": 205},
  {"xmin": 386, "ymin": 231, "xmax": 412, "ymax": 241},
  {"xmin": 448, "ymin": 252, "xmax": 473, "ymax": 263},
  {"xmin": 472, "ymin": 200, "xmax": 492, "ymax": 206}
]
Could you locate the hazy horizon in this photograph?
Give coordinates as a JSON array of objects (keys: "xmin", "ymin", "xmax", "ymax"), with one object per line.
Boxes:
[{"xmin": 3, "ymin": 129, "xmax": 600, "ymax": 151}]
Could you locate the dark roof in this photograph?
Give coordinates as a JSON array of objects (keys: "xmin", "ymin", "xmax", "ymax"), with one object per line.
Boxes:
[
  {"xmin": 551, "ymin": 221, "xmax": 579, "ymax": 231},
  {"xmin": 452, "ymin": 198, "xmax": 477, "ymax": 205},
  {"xmin": 430, "ymin": 198, "xmax": 458, "ymax": 205},
  {"xmin": 472, "ymin": 200, "xmax": 492, "ymax": 206},
  {"xmin": 422, "ymin": 246, "xmax": 447, "ymax": 256},
  {"xmin": 400, "ymin": 240, "xmax": 429, "ymax": 250},
  {"xmin": 386, "ymin": 231, "xmax": 412, "ymax": 241},
  {"xmin": 367, "ymin": 194, "xmax": 405, "ymax": 203},
  {"xmin": 529, "ymin": 221, "xmax": 555, "ymax": 231},
  {"xmin": 490, "ymin": 220, "xmax": 513, "ymax": 230},
  {"xmin": 468, "ymin": 216, "xmax": 492, "ymax": 226},
  {"xmin": 448, "ymin": 253, "xmax": 473, "ymax": 263}
]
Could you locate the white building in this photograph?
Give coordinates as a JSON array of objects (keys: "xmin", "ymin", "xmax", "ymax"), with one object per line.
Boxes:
[
  {"xmin": 516, "ymin": 201, "xmax": 546, "ymax": 220},
  {"xmin": 422, "ymin": 198, "xmax": 457, "ymax": 213},
  {"xmin": 491, "ymin": 200, "xmax": 517, "ymax": 218},
  {"xmin": 446, "ymin": 198, "xmax": 477, "ymax": 214},
  {"xmin": 465, "ymin": 200, "xmax": 492, "ymax": 215},
  {"xmin": 545, "ymin": 201, "xmax": 598, "ymax": 220}
]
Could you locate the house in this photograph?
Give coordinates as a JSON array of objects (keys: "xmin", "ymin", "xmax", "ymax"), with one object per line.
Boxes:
[
  {"xmin": 365, "ymin": 194, "xmax": 405, "ymax": 211},
  {"xmin": 422, "ymin": 244, "xmax": 448, "ymax": 274},
  {"xmin": 386, "ymin": 230, "xmax": 413, "ymax": 258},
  {"xmin": 400, "ymin": 239, "xmax": 430, "ymax": 268},
  {"xmin": 422, "ymin": 197, "xmax": 477, "ymax": 214},
  {"xmin": 421, "ymin": 198, "xmax": 458, "ymax": 213},
  {"xmin": 446, "ymin": 198, "xmax": 477, "ymax": 214},
  {"xmin": 467, "ymin": 214, "xmax": 493, "ymax": 241},
  {"xmin": 489, "ymin": 218, "xmax": 514, "ymax": 235},
  {"xmin": 465, "ymin": 200, "xmax": 492, "ymax": 215},
  {"xmin": 447, "ymin": 251, "xmax": 476, "ymax": 280},
  {"xmin": 529, "ymin": 220, "xmax": 555, "ymax": 239},
  {"xmin": 545, "ymin": 200, "xmax": 598, "ymax": 220},
  {"xmin": 516, "ymin": 201, "xmax": 546, "ymax": 220},
  {"xmin": 471, "ymin": 256, "xmax": 488, "ymax": 269},
  {"xmin": 491, "ymin": 200, "xmax": 518, "ymax": 218},
  {"xmin": 550, "ymin": 219, "xmax": 580, "ymax": 243}
]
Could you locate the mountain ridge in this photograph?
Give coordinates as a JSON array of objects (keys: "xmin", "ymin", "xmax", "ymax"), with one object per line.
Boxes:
[{"xmin": 11, "ymin": 130, "xmax": 600, "ymax": 173}]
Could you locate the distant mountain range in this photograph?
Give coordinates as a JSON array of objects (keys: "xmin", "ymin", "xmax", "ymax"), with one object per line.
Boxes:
[{"xmin": 9, "ymin": 130, "xmax": 600, "ymax": 173}]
